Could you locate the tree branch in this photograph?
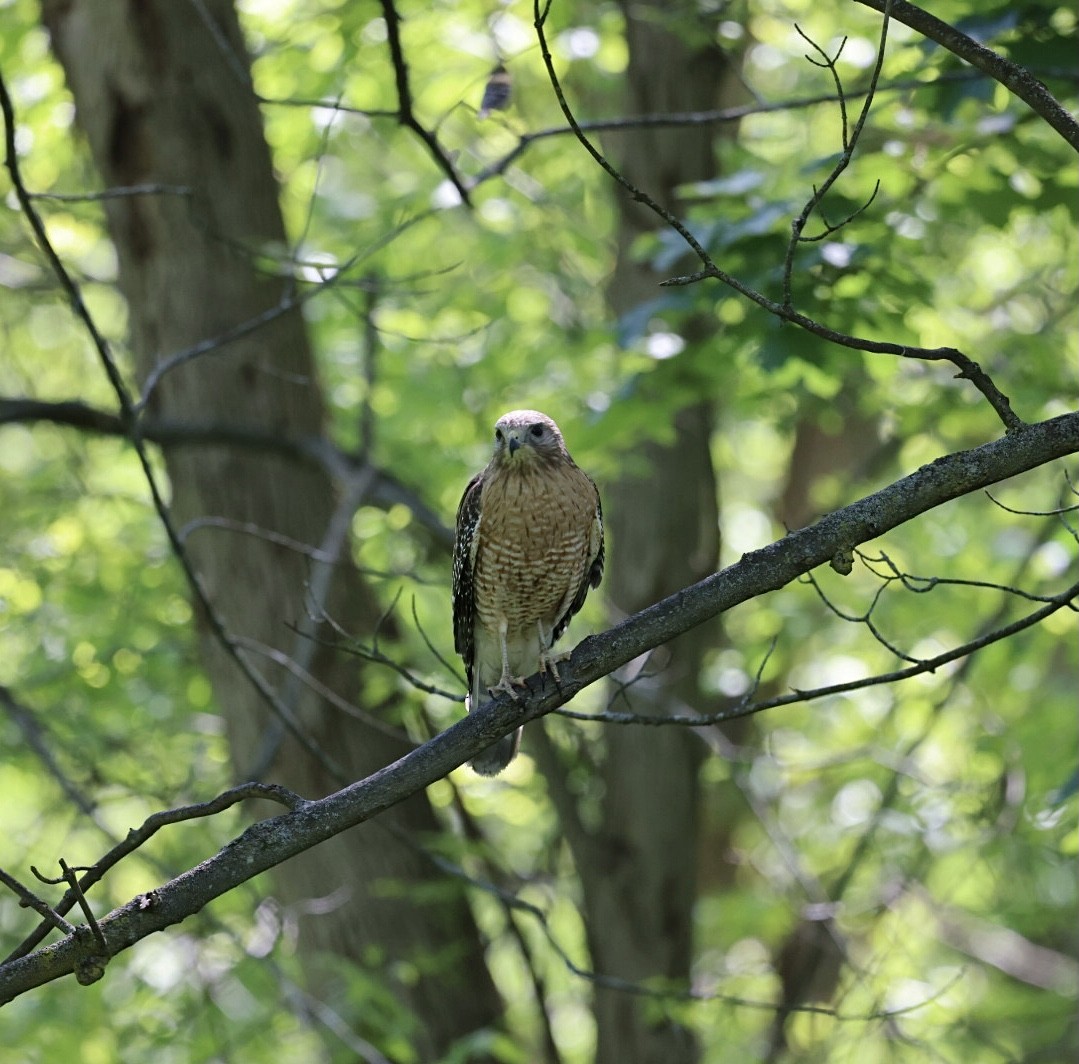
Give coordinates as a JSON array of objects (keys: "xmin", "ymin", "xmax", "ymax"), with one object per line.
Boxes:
[
  {"xmin": 556, "ymin": 575, "xmax": 1078, "ymax": 728},
  {"xmin": 0, "ymin": 68, "xmax": 371, "ymax": 785},
  {"xmin": 0, "ymin": 397, "xmax": 454, "ymax": 549},
  {"xmin": 2, "ymin": 781, "xmax": 303, "ymax": 967},
  {"xmin": 782, "ymin": 18, "xmax": 890, "ymax": 308},
  {"xmin": 0, "ymin": 410, "xmax": 1074, "ymax": 1004},
  {"xmin": 378, "ymin": 0, "xmax": 471, "ymax": 206},
  {"xmin": 531, "ymin": 0, "xmax": 1023, "ymax": 432},
  {"xmin": 852, "ymin": 0, "xmax": 1079, "ymax": 153}
]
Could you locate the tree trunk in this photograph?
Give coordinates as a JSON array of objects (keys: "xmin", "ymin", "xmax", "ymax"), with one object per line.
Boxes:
[
  {"xmin": 578, "ymin": 5, "xmax": 741, "ymax": 1062},
  {"xmin": 40, "ymin": 1, "xmax": 500, "ymax": 1055}
]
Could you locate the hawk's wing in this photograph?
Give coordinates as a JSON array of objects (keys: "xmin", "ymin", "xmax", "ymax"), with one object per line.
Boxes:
[
  {"xmin": 451, "ymin": 471, "xmax": 485, "ymax": 689},
  {"xmin": 551, "ymin": 475, "xmax": 605, "ymax": 644}
]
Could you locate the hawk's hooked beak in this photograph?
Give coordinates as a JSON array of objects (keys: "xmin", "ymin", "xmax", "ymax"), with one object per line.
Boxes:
[{"xmin": 507, "ymin": 434, "xmax": 522, "ymax": 455}]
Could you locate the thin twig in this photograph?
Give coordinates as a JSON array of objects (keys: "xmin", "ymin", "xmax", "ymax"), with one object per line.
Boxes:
[
  {"xmin": 411, "ymin": 595, "xmax": 467, "ymax": 689},
  {"xmin": 379, "ymin": 0, "xmax": 471, "ymax": 206},
  {"xmin": 58, "ymin": 859, "xmax": 107, "ymax": 956},
  {"xmin": 0, "ymin": 869, "xmax": 76, "ymax": 937},
  {"xmin": 245, "ymin": 456, "xmax": 383, "ymax": 774},
  {"xmin": 529, "ymin": 3, "xmax": 1022, "ymax": 432},
  {"xmin": 300, "ymin": 623, "xmax": 464, "ymax": 702},
  {"xmin": 28, "ymin": 184, "xmax": 194, "ymax": 202},
  {"xmin": 0, "ymin": 688, "xmax": 97, "ymax": 817},
  {"xmin": 0, "ymin": 398, "xmax": 455, "ymax": 548},
  {"xmin": 799, "ymin": 181, "xmax": 880, "ymax": 242},
  {"xmin": 985, "ymin": 491, "xmax": 1079, "ymax": 518},
  {"xmin": 795, "ymin": 26, "xmax": 850, "ymax": 147},
  {"xmin": 556, "ymin": 578, "xmax": 1079, "ymax": 727},
  {"xmin": 138, "ymin": 214, "xmax": 426, "ymax": 409},
  {"xmin": 1, "ymin": 71, "xmax": 350, "ymax": 784},
  {"xmin": 236, "ymin": 636, "xmax": 418, "ymax": 739},
  {"xmin": 853, "ymin": 0, "xmax": 1079, "ymax": 153},
  {"xmin": 3, "ymin": 782, "xmax": 303, "ymax": 965},
  {"xmin": 359, "ymin": 275, "xmax": 379, "ymax": 463},
  {"xmin": 860, "ymin": 549, "xmax": 1070, "ymax": 605},
  {"xmin": 0, "ymin": 74, "xmax": 137, "ymax": 430},
  {"xmin": 782, "ymin": 11, "xmax": 892, "ymax": 309}
]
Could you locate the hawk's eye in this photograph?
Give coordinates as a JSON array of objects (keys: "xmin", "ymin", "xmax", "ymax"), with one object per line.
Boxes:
[
  {"xmin": 495, "ymin": 428, "xmax": 503, "ymax": 442},
  {"xmin": 529, "ymin": 424, "xmax": 544, "ymax": 439}
]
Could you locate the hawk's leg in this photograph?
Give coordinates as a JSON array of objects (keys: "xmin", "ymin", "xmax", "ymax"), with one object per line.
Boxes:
[
  {"xmin": 537, "ymin": 620, "xmax": 571, "ymax": 681},
  {"xmin": 487, "ymin": 619, "xmax": 529, "ymax": 702}
]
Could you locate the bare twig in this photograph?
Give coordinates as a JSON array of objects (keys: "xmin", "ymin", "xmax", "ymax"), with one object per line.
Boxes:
[
  {"xmin": 246, "ymin": 456, "xmax": 383, "ymax": 773},
  {"xmin": 985, "ymin": 491, "xmax": 1079, "ymax": 518},
  {"xmin": 0, "ymin": 75, "xmax": 136, "ymax": 428},
  {"xmin": 236, "ymin": 636, "xmax": 418, "ymax": 739},
  {"xmin": 529, "ymin": 2, "xmax": 1023, "ymax": 432},
  {"xmin": 58, "ymin": 859, "xmax": 108, "ymax": 957},
  {"xmin": 378, "ymin": 0, "xmax": 471, "ymax": 206},
  {"xmin": 799, "ymin": 181, "xmax": 881, "ymax": 243},
  {"xmin": 303, "ymin": 617, "xmax": 463, "ymax": 702},
  {"xmin": 187, "ymin": 0, "xmax": 254, "ymax": 89},
  {"xmin": 411, "ymin": 596, "xmax": 468, "ymax": 689},
  {"xmin": 802, "ymin": 569, "xmax": 925, "ymax": 664},
  {"xmin": 3, "ymin": 782, "xmax": 303, "ymax": 966},
  {"xmin": 0, "ymin": 869, "xmax": 76, "ymax": 937},
  {"xmin": 28, "ymin": 183, "xmax": 194, "ymax": 203},
  {"xmin": 859, "ymin": 550, "xmax": 1071, "ymax": 605},
  {"xmin": 556, "ymin": 576, "xmax": 1078, "ymax": 728},
  {"xmin": 795, "ymin": 27, "xmax": 851, "ymax": 147},
  {"xmin": 853, "ymin": 0, "xmax": 1079, "ymax": 153},
  {"xmin": 179, "ymin": 516, "xmax": 344, "ymax": 563},
  {"xmin": 1, "ymin": 71, "xmax": 354, "ymax": 784},
  {"xmin": 258, "ymin": 95, "xmax": 398, "ymax": 119},
  {"xmin": 137, "ymin": 215, "xmax": 425, "ymax": 408},
  {"xmin": 358, "ymin": 276, "xmax": 379, "ymax": 462},
  {"xmin": 0, "ymin": 688, "xmax": 97, "ymax": 818},
  {"xmin": 781, "ymin": 12, "xmax": 892, "ymax": 306},
  {"xmin": 0, "ymin": 397, "xmax": 455, "ymax": 548},
  {"xmin": 532, "ymin": 0, "xmax": 717, "ymax": 277}
]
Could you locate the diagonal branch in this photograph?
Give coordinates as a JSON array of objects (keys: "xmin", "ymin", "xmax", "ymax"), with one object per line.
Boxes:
[
  {"xmin": 852, "ymin": 0, "xmax": 1079, "ymax": 153},
  {"xmin": 0, "ymin": 397, "xmax": 454, "ymax": 548},
  {"xmin": 782, "ymin": 14, "xmax": 891, "ymax": 308},
  {"xmin": 555, "ymin": 574, "xmax": 1077, "ymax": 728},
  {"xmin": 531, "ymin": 0, "xmax": 1023, "ymax": 433},
  {"xmin": 379, "ymin": 0, "xmax": 471, "ymax": 205},
  {"xmin": 2, "ymin": 782, "xmax": 303, "ymax": 966},
  {"xmin": 0, "ymin": 409, "xmax": 1075, "ymax": 1004},
  {"xmin": 0, "ymin": 69, "xmax": 358, "ymax": 781},
  {"xmin": 0, "ymin": 869, "xmax": 76, "ymax": 938}
]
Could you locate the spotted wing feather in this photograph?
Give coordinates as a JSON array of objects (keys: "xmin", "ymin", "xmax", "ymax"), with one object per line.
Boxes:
[
  {"xmin": 551, "ymin": 475, "xmax": 605, "ymax": 644},
  {"xmin": 451, "ymin": 471, "xmax": 485, "ymax": 693}
]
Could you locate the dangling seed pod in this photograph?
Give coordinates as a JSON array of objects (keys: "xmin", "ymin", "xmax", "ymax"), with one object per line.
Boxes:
[{"xmin": 478, "ymin": 64, "xmax": 512, "ymax": 118}]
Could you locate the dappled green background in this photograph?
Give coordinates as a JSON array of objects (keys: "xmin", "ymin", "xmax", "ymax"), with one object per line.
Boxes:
[{"xmin": 1, "ymin": 0, "xmax": 1076, "ymax": 1060}]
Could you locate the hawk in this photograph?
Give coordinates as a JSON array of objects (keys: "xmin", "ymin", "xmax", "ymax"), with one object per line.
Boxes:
[{"xmin": 452, "ymin": 410, "xmax": 604, "ymax": 775}]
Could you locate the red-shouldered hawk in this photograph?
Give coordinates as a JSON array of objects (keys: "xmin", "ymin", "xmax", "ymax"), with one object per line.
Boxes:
[{"xmin": 452, "ymin": 410, "xmax": 604, "ymax": 775}]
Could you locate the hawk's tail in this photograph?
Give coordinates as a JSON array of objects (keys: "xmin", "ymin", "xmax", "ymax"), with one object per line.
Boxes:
[{"xmin": 470, "ymin": 727, "xmax": 522, "ymax": 776}]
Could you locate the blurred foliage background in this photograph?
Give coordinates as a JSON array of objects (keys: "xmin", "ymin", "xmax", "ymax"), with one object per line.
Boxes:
[{"xmin": 0, "ymin": 0, "xmax": 1076, "ymax": 1060}]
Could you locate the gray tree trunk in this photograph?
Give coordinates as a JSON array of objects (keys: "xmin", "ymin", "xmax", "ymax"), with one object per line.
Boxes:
[
  {"xmin": 581, "ymin": 5, "xmax": 741, "ymax": 1062},
  {"xmin": 40, "ymin": 1, "xmax": 500, "ymax": 1056}
]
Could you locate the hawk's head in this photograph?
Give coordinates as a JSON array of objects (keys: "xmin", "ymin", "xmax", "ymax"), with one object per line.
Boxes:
[{"xmin": 491, "ymin": 409, "xmax": 568, "ymax": 466}]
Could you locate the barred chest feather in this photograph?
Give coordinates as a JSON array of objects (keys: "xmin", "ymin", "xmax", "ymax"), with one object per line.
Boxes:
[{"xmin": 473, "ymin": 462, "xmax": 596, "ymax": 635}]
